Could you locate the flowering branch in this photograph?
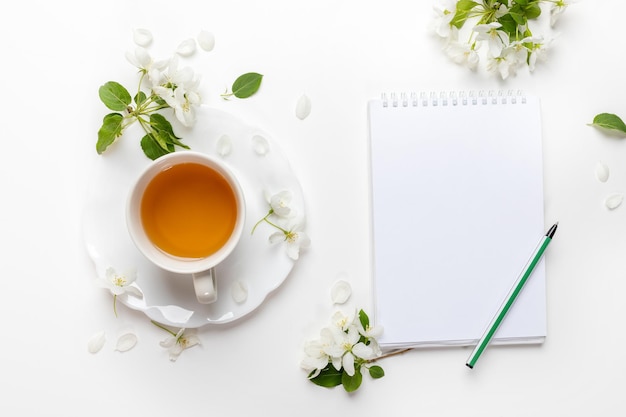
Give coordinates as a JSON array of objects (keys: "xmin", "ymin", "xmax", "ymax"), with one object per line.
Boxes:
[
  {"xmin": 96, "ymin": 31, "xmax": 263, "ymax": 160},
  {"xmin": 301, "ymin": 309, "xmax": 385, "ymax": 392},
  {"xmin": 97, "ymin": 52, "xmax": 200, "ymax": 160},
  {"xmin": 433, "ymin": 0, "xmax": 575, "ymax": 79}
]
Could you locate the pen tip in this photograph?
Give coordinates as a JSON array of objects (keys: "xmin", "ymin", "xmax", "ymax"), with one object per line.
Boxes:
[{"xmin": 546, "ymin": 222, "xmax": 558, "ymax": 238}]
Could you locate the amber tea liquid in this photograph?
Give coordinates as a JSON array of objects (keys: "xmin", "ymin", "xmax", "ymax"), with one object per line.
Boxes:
[{"xmin": 141, "ymin": 162, "xmax": 238, "ymax": 258}]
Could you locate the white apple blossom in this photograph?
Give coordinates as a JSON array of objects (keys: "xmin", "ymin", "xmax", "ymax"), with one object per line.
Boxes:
[
  {"xmin": 326, "ymin": 325, "xmax": 378, "ymax": 376},
  {"xmin": 432, "ymin": 0, "xmax": 457, "ymax": 39},
  {"xmin": 152, "ymin": 58, "xmax": 202, "ymax": 127},
  {"xmin": 550, "ymin": 0, "xmax": 574, "ymax": 27},
  {"xmin": 95, "ymin": 267, "xmax": 143, "ymax": 317},
  {"xmin": 486, "ymin": 46, "xmax": 520, "ymax": 80},
  {"xmin": 331, "ymin": 310, "xmax": 355, "ymax": 331},
  {"xmin": 125, "ymin": 47, "xmax": 169, "ymax": 76},
  {"xmin": 96, "ymin": 267, "xmax": 142, "ymax": 298},
  {"xmin": 444, "ymin": 39, "xmax": 480, "ymax": 70},
  {"xmin": 268, "ymin": 190, "xmax": 294, "ymax": 218},
  {"xmin": 527, "ymin": 36, "xmax": 554, "ymax": 72},
  {"xmin": 473, "ymin": 22, "xmax": 510, "ymax": 57},
  {"xmin": 159, "ymin": 328, "xmax": 201, "ymax": 361},
  {"xmin": 269, "ymin": 224, "xmax": 310, "ymax": 260},
  {"xmin": 301, "ymin": 327, "xmax": 335, "ymax": 378}
]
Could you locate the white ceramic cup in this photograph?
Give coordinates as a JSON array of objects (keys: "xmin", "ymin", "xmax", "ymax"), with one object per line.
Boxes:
[{"xmin": 126, "ymin": 151, "xmax": 246, "ymax": 304}]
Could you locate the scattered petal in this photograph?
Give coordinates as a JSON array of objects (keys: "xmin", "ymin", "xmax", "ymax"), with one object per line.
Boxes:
[
  {"xmin": 231, "ymin": 281, "xmax": 248, "ymax": 303},
  {"xmin": 605, "ymin": 193, "xmax": 624, "ymax": 210},
  {"xmin": 176, "ymin": 38, "xmax": 197, "ymax": 57},
  {"xmin": 252, "ymin": 135, "xmax": 270, "ymax": 155},
  {"xmin": 197, "ymin": 31, "xmax": 215, "ymax": 51},
  {"xmin": 295, "ymin": 94, "xmax": 312, "ymax": 120},
  {"xmin": 88, "ymin": 331, "xmax": 106, "ymax": 354},
  {"xmin": 595, "ymin": 161, "xmax": 609, "ymax": 183},
  {"xmin": 217, "ymin": 134, "xmax": 233, "ymax": 157},
  {"xmin": 115, "ymin": 332, "xmax": 138, "ymax": 352},
  {"xmin": 331, "ymin": 280, "xmax": 352, "ymax": 304},
  {"xmin": 133, "ymin": 28, "xmax": 153, "ymax": 47}
]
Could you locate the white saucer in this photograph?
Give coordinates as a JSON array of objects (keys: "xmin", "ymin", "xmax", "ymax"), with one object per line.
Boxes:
[{"xmin": 82, "ymin": 106, "xmax": 305, "ymax": 328}]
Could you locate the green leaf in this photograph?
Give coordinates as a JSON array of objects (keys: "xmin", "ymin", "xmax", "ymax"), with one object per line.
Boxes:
[
  {"xmin": 150, "ymin": 113, "xmax": 180, "ymax": 139},
  {"xmin": 497, "ymin": 13, "xmax": 519, "ymax": 38},
  {"xmin": 524, "ymin": 1, "xmax": 542, "ymax": 19},
  {"xmin": 231, "ymin": 72, "xmax": 263, "ymax": 98},
  {"xmin": 590, "ymin": 113, "xmax": 626, "ymax": 135},
  {"xmin": 508, "ymin": 11, "xmax": 526, "ymax": 26},
  {"xmin": 368, "ymin": 365, "xmax": 385, "ymax": 379},
  {"xmin": 309, "ymin": 366, "xmax": 342, "ymax": 388},
  {"xmin": 134, "ymin": 91, "xmax": 147, "ymax": 106},
  {"xmin": 149, "ymin": 113, "xmax": 189, "ymax": 150},
  {"xmin": 99, "ymin": 81, "xmax": 131, "ymax": 111},
  {"xmin": 450, "ymin": 0, "xmax": 478, "ymax": 29},
  {"xmin": 358, "ymin": 309, "xmax": 370, "ymax": 330},
  {"xmin": 342, "ymin": 367, "xmax": 363, "ymax": 392},
  {"xmin": 141, "ymin": 134, "xmax": 172, "ymax": 160},
  {"xmin": 96, "ymin": 113, "xmax": 123, "ymax": 154},
  {"xmin": 153, "ymin": 130, "xmax": 171, "ymax": 151}
]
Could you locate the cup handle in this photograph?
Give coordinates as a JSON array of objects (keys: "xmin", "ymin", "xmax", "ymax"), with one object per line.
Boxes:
[{"xmin": 192, "ymin": 268, "xmax": 217, "ymax": 304}]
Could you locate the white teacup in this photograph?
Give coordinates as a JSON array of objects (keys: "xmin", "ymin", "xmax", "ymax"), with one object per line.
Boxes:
[{"xmin": 126, "ymin": 151, "xmax": 246, "ymax": 304}]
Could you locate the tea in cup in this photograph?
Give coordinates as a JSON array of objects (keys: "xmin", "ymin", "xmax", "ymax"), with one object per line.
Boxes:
[{"xmin": 126, "ymin": 151, "xmax": 246, "ymax": 304}]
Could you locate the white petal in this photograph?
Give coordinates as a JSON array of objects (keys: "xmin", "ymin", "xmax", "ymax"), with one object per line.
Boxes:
[
  {"xmin": 197, "ymin": 31, "xmax": 215, "ymax": 51},
  {"xmin": 160, "ymin": 336, "xmax": 176, "ymax": 348},
  {"xmin": 286, "ymin": 243, "xmax": 300, "ymax": 260},
  {"xmin": 252, "ymin": 134, "xmax": 270, "ymax": 155},
  {"xmin": 176, "ymin": 38, "xmax": 197, "ymax": 57},
  {"xmin": 168, "ymin": 344, "xmax": 184, "ymax": 361},
  {"xmin": 342, "ymin": 352, "xmax": 356, "ymax": 376},
  {"xmin": 595, "ymin": 161, "xmax": 609, "ymax": 182},
  {"xmin": 605, "ymin": 193, "xmax": 624, "ymax": 210},
  {"xmin": 133, "ymin": 28, "xmax": 153, "ymax": 47},
  {"xmin": 87, "ymin": 330, "xmax": 106, "ymax": 354},
  {"xmin": 115, "ymin": 332, "xmax": 138, "ymax": 352},
  {"xmin": 352, "ymin": 342, "xmax": 376, "ymax": 360},
  {"xmin": 331, "ymin": 280, "xmax": 352, "ymax": 304},
  {"xmin": 269, "ymin": 231, "xmax": 285, "ymax": 244},
  {"xmin": 295, "ymin": 94, "xmax": 312, "ymax": 120},
  {"xmin": 123, "ymin": 285, "xmax": 143, "ymax": 299},
  {"xmin": 217, "ymin": 134, "xmax": 233, "ymax": 156},
  {"xmin": 231, "ymin": 281, "xmax": 248, "ymax": 303}
]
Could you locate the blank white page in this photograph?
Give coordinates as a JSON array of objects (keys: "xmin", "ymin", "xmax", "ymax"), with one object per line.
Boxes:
[{"xmin": 368, "ymin": 92, "xmax": 546, "ymax": 348}]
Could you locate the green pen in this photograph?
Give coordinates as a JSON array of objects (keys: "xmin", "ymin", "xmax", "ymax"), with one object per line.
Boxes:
[{"xmin": 466, "ymin": 222, "xmax": 558, "ymax": 369}]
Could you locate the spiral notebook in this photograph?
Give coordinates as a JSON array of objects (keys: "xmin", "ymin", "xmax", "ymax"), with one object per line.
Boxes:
[{"xmin": 368, "ymin": 91, "xmax": 546, "ymax": 350}]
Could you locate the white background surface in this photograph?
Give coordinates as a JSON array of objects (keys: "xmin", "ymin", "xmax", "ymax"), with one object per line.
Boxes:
[{"xmin": 2, "ymin": 1, "xmax": 625, "ymax": 415}]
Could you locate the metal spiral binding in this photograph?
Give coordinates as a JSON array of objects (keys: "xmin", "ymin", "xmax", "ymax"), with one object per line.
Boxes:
[{"xmin": 380, "ymin": 90, "xmax": 525, "ymax": 107}]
